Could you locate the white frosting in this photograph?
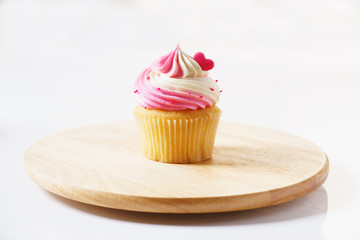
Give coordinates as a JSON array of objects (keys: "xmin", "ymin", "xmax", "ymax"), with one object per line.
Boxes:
[
  {"xmin": 176, "ymin": 47, "xmax": 203, "ymax": 78},
  {"xmin": 151, "ymin": 45, "xmax": 203, "ymax": 79},
  {"xmin": 148, "ymin": 70, "xmax": 220, "ymax": 103}
]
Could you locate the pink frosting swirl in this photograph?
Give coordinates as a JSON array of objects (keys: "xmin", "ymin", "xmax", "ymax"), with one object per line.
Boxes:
[{"xmin": 134, "ymin": 46, "xmax": 220, "ymax": 110}]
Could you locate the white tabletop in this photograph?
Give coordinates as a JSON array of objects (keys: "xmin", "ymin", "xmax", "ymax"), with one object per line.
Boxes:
[{"xmin": 1, "ymin": 0, "xmax": 360, "ymax": 239}]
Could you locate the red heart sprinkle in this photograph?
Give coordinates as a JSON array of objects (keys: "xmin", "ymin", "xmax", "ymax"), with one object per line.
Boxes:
[{"xmin": 193, "ymin": 52, "xmax": 214, "ymax": 71}]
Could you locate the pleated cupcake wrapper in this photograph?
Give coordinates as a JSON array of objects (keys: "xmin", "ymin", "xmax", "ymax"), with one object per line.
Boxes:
[{"xmin": 135, "ymin": 113, "xmax": 221, "ymax": 163}]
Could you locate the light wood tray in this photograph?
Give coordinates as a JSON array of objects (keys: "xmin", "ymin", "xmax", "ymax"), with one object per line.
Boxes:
[{"xmin": 24, "ymin": 121, "xmax": 329, "ymax": 213}]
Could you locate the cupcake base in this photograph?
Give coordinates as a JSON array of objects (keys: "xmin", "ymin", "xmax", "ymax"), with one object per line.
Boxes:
[{"xmin": 133, "ymin": 105, "xmax": 222, "ymax": 163}]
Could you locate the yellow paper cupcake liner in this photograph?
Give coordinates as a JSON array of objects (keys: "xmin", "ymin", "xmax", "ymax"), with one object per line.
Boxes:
[{"xmin": 134, "ymin": 105, "xmax": 221, "ymax": 163}]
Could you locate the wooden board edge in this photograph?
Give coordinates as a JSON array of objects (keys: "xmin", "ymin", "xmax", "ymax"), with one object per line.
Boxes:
[{"xmin": 24, "ymin": 151, "xmax": 329, "ymax": 214}]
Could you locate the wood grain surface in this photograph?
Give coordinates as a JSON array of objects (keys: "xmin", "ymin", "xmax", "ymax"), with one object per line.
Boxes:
[{"xmin": 24, "ymin": 121, "xmax": 329, "ymax": 213}]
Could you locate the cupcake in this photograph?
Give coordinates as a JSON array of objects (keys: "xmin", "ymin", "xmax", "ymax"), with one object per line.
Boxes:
[{"xmin": 133, "ymin": 45, "xmax": 221, "ymax": 163}]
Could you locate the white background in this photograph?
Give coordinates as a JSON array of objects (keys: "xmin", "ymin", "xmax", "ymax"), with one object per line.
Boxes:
[{"xmin": 1, "ymin": 0, "xmax": 360, "ymax": 239}]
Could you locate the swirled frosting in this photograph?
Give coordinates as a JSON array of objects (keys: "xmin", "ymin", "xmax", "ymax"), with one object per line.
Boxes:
[{"xmin": 134, "ymin": 45, "xmax": 221, "ymax": 110}]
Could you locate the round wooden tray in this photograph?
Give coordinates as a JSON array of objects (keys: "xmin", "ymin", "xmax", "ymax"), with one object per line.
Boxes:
[{"xmin": 24, "ymin": 121, "xmax": 329, "ymax": 213}]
